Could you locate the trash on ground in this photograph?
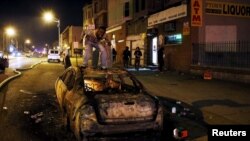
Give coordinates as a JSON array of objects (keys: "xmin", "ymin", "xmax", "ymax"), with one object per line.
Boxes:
[
  {"xmin": 31, "ymin": 112, "xmax": 44, "ymax": 119},
  {"xmin": 24, "ymin": 111, "xmax": 30, "ymax": 114},
  {"xmin": 35, "ymin": 118, "xmax": 42, "ymax": 123}
]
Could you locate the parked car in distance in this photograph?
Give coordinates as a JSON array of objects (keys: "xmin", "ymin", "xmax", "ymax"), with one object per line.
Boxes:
[
  {"xmin": 55, "ymin": 67, "xmax": 164, "ymax": 140},
  {"xmin": 0, "ymin": 51, "xmax": 4, "ymax": 58},
  {"xmin": 47, "ymin": 49, "xmax": 61, "ymax": 62}
]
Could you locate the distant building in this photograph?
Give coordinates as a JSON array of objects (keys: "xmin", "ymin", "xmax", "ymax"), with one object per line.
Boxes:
[{"xmin": 61, "ymin": 26, "xmax": 83, "ymax": 56}]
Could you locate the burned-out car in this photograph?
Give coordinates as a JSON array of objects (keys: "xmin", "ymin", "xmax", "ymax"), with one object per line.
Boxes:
[{"xmin": 55, "ymin": 66, "xmax": 163, "ymax": 140}]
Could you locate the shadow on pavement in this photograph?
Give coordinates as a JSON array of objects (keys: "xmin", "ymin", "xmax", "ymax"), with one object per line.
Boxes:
[
  {"xmin": 158, "ymin": 96, "xmax": 208, "ymax": 140},
  {"xmin": 192, "ymin": 99, "xmax": 250, "ymax": 109}
]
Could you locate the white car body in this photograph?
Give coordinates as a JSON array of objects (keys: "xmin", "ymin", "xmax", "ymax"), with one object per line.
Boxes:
[{"xmin": 48, "ymin": 49, "xmax": 61, "ymax": 62}]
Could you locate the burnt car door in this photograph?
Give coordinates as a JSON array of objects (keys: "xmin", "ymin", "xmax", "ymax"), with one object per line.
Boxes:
[
  {"xmin": 55, "ymin": 68, "xmax": 74, "ymax": 110},
  {"xmin": 63, "ymin": 69, "xmax": 87, "ymax": 126}
]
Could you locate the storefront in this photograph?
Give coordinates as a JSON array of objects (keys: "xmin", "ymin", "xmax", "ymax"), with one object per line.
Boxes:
[
  {"xmin": 126, "ymin": 33, "xmax": 146, "ymax": 66},
  {"xmin": 106, "ymin": 24, "xmax": 127, "ymax": 64},
  {"xmin": 147, "ymin": 4, "xmax": 191, "ymax": 71}
]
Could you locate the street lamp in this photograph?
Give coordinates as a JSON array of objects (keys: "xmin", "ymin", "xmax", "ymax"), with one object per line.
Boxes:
[
  {"xmin": 24, "ymin": 39, "xmax": 31, "ymax": 51},
  {"xmin": 25, "ymin": 39, "xmax": 31, "ymax": 44},
  {"xmin": 4, "ymin": 26, "xmax": 16, "ymax": 58},
  {"xmin": 6, "ymin": 27, "xmax": 16, "ymax": 37},
  {"xmin": 43, "ymin": 11, "xmax": 61, "ymax": 50}
]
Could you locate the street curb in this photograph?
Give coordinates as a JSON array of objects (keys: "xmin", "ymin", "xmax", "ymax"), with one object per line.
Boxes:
[
  {"xmin": 0, "ymin": 70, "xmax": 21, "ymax": 88},
  {"xmin": 15, "ymin": 60, "xmax": 43, "ymax": 71},
  {"xmin": 0, "ymin": 61, "xmax": 42, "ymax": 89}
]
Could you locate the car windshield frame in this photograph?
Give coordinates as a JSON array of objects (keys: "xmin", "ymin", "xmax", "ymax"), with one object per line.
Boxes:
[{"xmin": 83, "ymin": 70, "xmax": 142, "ymax": 94}]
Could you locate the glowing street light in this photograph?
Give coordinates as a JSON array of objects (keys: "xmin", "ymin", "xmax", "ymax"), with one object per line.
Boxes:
[
  {"xmin": 24, "ymin": 39, "xmax": 31, "ymax": 51},
  {"xmin": 43, "ymin": 12, "xmax": 54, "ymax": 23},
  {"xmin": 6, "ymin": 27, "xmax": 16, "ymax": 37},
  {"xmin": 25, "ymin": 39, "xmax": 31, "ymax": 44},
  {"xmin": 3, "ymin": 26, "xmax": 16, "ymax": 58},
  {"xmin": 42, "ymin": 11, "xmax": 61, "ymax": 50}
]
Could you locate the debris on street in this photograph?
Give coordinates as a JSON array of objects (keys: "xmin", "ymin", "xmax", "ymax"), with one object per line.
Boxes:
[
  {"xmin": 35, "ymin": 118, "xmax": 42, "ymax": 123},
  {"xmin": 31, "ymin": 112, "xmax": 44, "ymax": 119},
  {"xmin": 24, "ymin": 111, "xmax": 30, "ymax": 114},
  {"xmin": 30, "ymin": 112, "xmax": 44, "ymax": 123}
]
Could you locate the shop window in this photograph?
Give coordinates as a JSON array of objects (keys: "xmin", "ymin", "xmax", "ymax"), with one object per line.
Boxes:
[
  {"xmin": 164, "ymin": 22, "xmax": 176, "ymax": 32},
  {"xmin": 164, "ymin": 34, "xmax": 182, "ymax": 45},
  {"xmin": 141, "ymin": 0, "xmax": 145, "ymax": 10},
  {"xmin": 94, "ymin": 2, "xmax": 98, "ymax": 13},
  {"xmin": 124, "ymin": 2, "xmax": 130, "ymax": 17},
  {"xmin": 135, "ymin": 0, "xmax": 139, "ymax": 12}
]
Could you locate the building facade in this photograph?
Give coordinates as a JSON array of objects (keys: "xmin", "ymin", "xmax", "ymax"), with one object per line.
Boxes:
[
  {"xmin": 106, "ymin": 0, "xmax": 132, "ymax": 64},
  {"xmin": 93, "ymin": 0, "xmax": 108, "ymax": 28},
  {"xmin": 148, "ymin": 0, "xmax": 189, "ymax": 71},
  {"xmin": 82, "ymin": 0, "xmax": 250, "ymax": 79},
  {"xmin": 61, "ymin": 26, "xmax": 83, "ymax": 56},
  {"xmin": 147, "ymin": 0, "xmax": 250, "ymax": 73}
]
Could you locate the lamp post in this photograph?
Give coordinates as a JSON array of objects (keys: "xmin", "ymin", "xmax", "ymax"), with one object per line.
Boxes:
[
  {"xmin": 25, "ymin": 39, "xmax": 31, "ymax": 52},
  {"xmin": 45, "ymin": 43, "xmax": 49, "ymax": 55},
  {"xmin": 43, "ymin": 11, "xmax": 61, "ymax": 50},
  {"xmin": 4, "ymin": 26, "xmax": 16, "ymax": 58}
]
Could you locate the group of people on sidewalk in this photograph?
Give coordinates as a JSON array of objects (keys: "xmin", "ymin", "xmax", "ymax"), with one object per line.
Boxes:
[
  {"xmin": 122, "ymin": 45, "xmax": 165, "ymax": 72},
  {"xmin": 62, "ymin": 25, "xmax": 166, "ymax": 72},
  {"xmin": 122, "ymin": 46, "xmax": 143, "ymax": 71}
]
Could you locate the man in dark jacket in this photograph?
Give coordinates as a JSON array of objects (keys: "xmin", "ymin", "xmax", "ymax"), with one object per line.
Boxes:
[
  {"xmin": 134, "ymin": 47, "xmax": 142, "ymax": 71},
  {"xmin": 158, "ymin": 47, "xmax": 165, "ymax": 72},
  {"xmin": 123, "ymin": 46, "xmax": 131, "ymax": 68}
]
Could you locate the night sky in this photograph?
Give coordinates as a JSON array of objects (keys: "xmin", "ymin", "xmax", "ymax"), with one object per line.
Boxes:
[{"xmin": 0, "ymin": 0, "xmax": 91, "ymax": 48}]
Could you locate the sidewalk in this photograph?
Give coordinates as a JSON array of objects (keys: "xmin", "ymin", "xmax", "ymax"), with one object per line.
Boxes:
[{"xmin": 132, "ymin": 69, "xmax": 250, "ymax": 125}]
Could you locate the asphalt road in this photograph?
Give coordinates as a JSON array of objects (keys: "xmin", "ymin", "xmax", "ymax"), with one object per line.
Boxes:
[
  {"xmin": 133, "ymin": 71, "xmax": 250, "ymax": 125},
  {"xmin": 0, "ymin": 62, "xmax": 72, "ymax": 141}
]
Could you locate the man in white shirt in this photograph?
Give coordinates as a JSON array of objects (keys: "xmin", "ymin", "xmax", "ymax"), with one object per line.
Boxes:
[{"xmin": 82, "ymin": 25, "xmax": 110, "ymax": 69}]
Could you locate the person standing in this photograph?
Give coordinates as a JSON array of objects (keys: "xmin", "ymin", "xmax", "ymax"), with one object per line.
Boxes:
[
  {"xmin": 123, "ymin": 46, "xmax": 131, "ymax": 68},
  {"xmin": 158, "ymin": 46, "xmax": 165, "ymax": 72},
  {"xmin": 134, "ymin": 47, "xmax": 142, "ymax": 71},
  {"xmin": 112, "ymin": 48, "xmax": 117, "ymax": 63},
  {"xmin": 82, "ymin": 25, "xmax": 110, "ymax": 69},
  {"xmin": 64, "ymin": 53, "xmax": 72, "ymax": 69}
]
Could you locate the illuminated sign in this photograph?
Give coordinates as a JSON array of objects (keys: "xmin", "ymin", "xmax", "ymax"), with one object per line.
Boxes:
[
  {"xmin": 183, "ymin": 22, "xmax": 190, "ymax": 35},
  {"xmin": 191, "ymin": 0, "xmax": 203, "ymax": 26},
  {"xmin": 164, "ymin": 34, "xmax": 182, "ymax": 45},
  {"xmin": 206, "ymin": 1, "xmax": 250, "ymax": 18},
  {"xmin": 148, "ymin": 4, "xmax": 187, "ymax": 27}
]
